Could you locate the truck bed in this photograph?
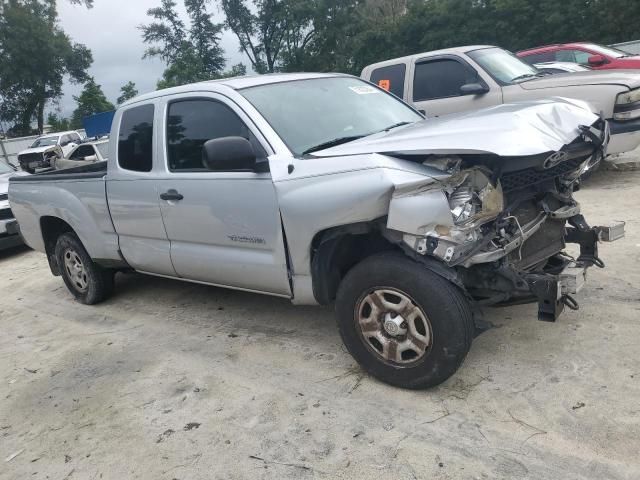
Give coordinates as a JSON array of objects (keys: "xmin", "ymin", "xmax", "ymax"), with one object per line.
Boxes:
[
  {"xmin": 9, "ymin": 161, "xmax": 108, "ymax": 182},
  {"xmin": 8, "ymin": 160, "xmax": 122, "ymax": 264}
]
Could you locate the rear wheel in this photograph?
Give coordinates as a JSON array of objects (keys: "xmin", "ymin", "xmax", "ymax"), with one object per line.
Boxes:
[
  {"xmin": 335, "ymin": 252, "xmax": 474, "ymax": 389},
  {"xmin": 55, "ymin": 232, "xmax": 114, "ymax": 304}
]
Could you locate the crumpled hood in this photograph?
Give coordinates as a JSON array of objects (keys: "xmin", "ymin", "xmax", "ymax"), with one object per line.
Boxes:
[
  {"xmin": 518, "ymin": 70, "xmax": 640, "ymax": 91},
  {"xmin": 18, "ymin": 145, "xmax": 57, "ymax": 156},
  {"xmin": 313, "ymin": 98, "xmax": 601, "ymax": 158}
]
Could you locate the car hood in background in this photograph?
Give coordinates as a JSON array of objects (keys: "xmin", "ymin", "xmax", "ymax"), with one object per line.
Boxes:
[
  {"xmin": 17, "ymin": 145, "xmax": 58, "ymax": 156},
  {"xmin": 518, "ymin": 70, "xmax": 640, "ymax": 90},
  {"xmin": 312, "ymin": 98, "xmax": 601, "ymax": 158}
]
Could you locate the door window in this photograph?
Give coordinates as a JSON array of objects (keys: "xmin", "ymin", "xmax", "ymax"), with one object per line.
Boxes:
[
  {"xmin": 555, "ymin": 49, "xmax": 591, "ymax": 64},
  {"xmin": 166, "ymin": 99, "xmax": 264, "ymax": 172},
  {"xmin": 118, "ymin": 104, "xmax": 154, "ymax": 172},
  {"xmin": 69, "ymin": 145, "xmax": 95, "ymax": 160},
  {"xmin": 413, "ymin": 58, "xmax": 477, "ymax": 101},
  {"xmin": 370, "ymin": 64, "xmax": 406, "ymax": 98},
  {"xmin": 520, "ymin": 51, "xmax": 555, "ymax": 64}
]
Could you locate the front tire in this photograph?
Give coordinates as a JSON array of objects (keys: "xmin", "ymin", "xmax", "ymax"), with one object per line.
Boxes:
[
  {"xmin": 55, "ymin": 232, "xmax": 114, "ymax": 304},
  {"xmin": 335, "ymin": 252, "xmax": 474, "ymax": 389}
]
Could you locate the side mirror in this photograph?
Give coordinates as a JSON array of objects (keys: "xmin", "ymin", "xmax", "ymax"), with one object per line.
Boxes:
[
  {"xmin": 588, "ymin": 54, "xmax": 607, "ymax": 66},
  {"xmin": 460, "ymin": 83, "xmax": 489, "ymax": 95},
  {"xmin": 202, "ymin": 136, "xmax": 256, "ymax": 171}
]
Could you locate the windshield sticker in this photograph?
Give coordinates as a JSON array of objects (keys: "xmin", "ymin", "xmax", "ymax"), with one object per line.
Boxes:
[{"xmin": 349, "ymin": 85, "xmax": 380, "ymax": 95}]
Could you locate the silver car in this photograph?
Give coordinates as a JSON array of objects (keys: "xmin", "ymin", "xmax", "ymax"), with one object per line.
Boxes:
[
  {"xmin": 0, "ymin": 161, "xmax": 27, "ymax": 249},
  {"xmin": 8, "ymin": 73, "xmax": 623, "ymax": 388}
]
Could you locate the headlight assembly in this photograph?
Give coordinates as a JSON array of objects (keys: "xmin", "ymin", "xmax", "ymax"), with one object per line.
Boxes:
[
  {"xmin": 616, "ymin": 88, "xmax": 640, "ymax": 106},
  {"xmin": 445, "ymin": 169, "xmax": 504, "ymax": 228}
]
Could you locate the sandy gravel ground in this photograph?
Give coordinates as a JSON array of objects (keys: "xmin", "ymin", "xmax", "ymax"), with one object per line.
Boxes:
[{"xmin": 1, "ymin": 170, "xmax": 639, "ymax": 480}]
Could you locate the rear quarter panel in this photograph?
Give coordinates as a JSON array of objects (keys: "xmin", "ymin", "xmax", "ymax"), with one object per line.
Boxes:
[{"xmin": 9, "ymin": 177, "xmax": 120, "ymax": 261}]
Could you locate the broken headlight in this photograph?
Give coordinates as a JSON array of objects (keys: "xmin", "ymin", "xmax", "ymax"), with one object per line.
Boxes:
[{"xmin": 445, "ymin": 169, "xmax": 504, "ymax": 228}]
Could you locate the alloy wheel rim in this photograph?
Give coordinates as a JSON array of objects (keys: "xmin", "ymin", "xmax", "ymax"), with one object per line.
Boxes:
[
  {"xmin": 355, "ymin": 288, "xmax": 432, "ymax": 365},
  {"xmin": 64, "ymin": 249, "xmax": 88, "ymax": 292}
]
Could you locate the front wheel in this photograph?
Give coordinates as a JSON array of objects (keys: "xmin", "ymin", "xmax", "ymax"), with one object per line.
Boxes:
[
  {"xmin": 335, "ymin": 252, "xmax": 474, "ymax": 389},
  {"xmin": 55, "ymin": 232, "xmax": 114, "ymax": 304}
]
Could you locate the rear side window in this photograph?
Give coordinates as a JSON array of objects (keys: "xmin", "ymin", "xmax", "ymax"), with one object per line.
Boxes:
[
  {"xmin": 118, "ymin": 104, "xmax": 154, "ymax": 172},
  {"xmin": 413, "ymin": 59, "xmax": 477, "ymax": 101},
  {"xmin": 520, "ymin": 51, "xmax": 555, "ymax": 64},
  {"xmin": 69, "ymin": 145, "xmax": 95, "ymax": 160},
  {"xmin": 556, "ymin": 49, "xmax": 591, "ymax": 64},
  {"xmin": 369, "ymin": 64, "xmax": 406, "ymax": 98}
]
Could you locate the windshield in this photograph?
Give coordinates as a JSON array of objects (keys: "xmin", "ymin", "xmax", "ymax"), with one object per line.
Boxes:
[
  {"xmin": 240, "ymin": 77, "xmax": 423, "ymax": 155},
  {"xmin": 30, "ymin": 136, "xmax": 58, "ymax": 148},
  {"xmin": 95, "ymin": 142, "xmax": 109, "ymax": 159},
  {"xmin": 581, "ymin": 43, "xmax": 629, "ymax": 58},
  {"xmin": 468, "ymin": 48, "xmax": 540, "ymax": 84}
]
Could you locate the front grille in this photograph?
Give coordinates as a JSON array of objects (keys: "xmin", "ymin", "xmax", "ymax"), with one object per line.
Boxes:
[
  {"xmin": 0, "ymin": 208, "xmax": 13, "ymax": 220},
  {"xmin": 18, "ymin": 152, "xmax": 44, "ymax": 164},
  {"xmin": 500, "ymin": 157, "xmax": 584, "ymax": 193}
]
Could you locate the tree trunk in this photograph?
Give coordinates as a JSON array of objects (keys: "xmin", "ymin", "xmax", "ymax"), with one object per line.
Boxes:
[{"xmin": 37, "ymin": 98, "xmax": 45, "ymax": 134}]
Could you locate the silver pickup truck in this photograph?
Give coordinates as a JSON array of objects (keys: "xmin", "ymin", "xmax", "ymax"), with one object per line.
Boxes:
[{"xmin": 9, "ymin": 73, "xmax": 623, "ymax": 389}]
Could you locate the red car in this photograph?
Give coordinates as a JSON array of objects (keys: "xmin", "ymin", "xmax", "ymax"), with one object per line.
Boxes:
[{"xmin": 517, "ymin": 42, "xmax": 640, "ymax": 70}]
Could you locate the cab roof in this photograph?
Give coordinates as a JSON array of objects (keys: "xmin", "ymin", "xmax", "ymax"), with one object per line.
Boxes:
[{"xmin": 362, "ymin": 45, "xmax": 497, "ymax": 71}]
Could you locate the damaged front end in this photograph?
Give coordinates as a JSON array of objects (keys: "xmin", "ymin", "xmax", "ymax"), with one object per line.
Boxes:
[{"xmin": 388, "ymin": 117, "xmax": 624, "ymax": 322}]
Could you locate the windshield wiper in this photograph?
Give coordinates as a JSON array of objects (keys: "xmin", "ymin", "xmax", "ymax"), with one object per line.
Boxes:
[
  {"xmin": 511, "ymin": 73, "xmax": 538, "ymax": 82},
  {"xmin": 381, "ymin": 121, "xmax": 413, "ymax": 132},
  {"xmin": 302, "ymin": 135, "xmax": 365, "ymax": 155}
]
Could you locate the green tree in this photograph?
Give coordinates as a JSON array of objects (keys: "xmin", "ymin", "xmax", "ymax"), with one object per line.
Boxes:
[
  {"xmin": 46, "ymin": 112, "xmax": 71, "ymax": 131},
  {"xmin": 141, "ymin": 0, "xmax": 226, "ymax": 88},
  {"xmin": 220, "ymin": 0, "xmax": 317, "ymax": 73},
  {"xmin": 71, "ymin": 77, "xmax": 114, "ymax": 128},
  {"xmin": 0, "ymin": 0, "xmax": 93, "ymax": 135},
  {"xmin": 117, "ymin": 81, "xmax": 139, "ymax": 104}
]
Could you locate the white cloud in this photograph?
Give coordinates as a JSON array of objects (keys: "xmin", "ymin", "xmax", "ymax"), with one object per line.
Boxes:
[{"xmin": 56, "ymin": 0, "xmax": 243, "ymax": 117}]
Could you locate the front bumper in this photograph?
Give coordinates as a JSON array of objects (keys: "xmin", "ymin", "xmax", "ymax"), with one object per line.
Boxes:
[
  {"xmin": 0, "ymin": 219, "xmax": 23, "ymax": 250},
  {"xmin": 19, "ymin": 159, "xmax": 50, "ymax": 170},
  {"xmin": 516, "ymin": 218, "xmax": 624, "ymax": 321}
]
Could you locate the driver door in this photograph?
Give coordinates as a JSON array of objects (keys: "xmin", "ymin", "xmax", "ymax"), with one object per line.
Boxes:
[
  {"xmin": 409, "ymin": 56, "xmax": 502, "ymax": 116},
  {"xmin": 154, "ymin": 94, "xmax": 291, "ymax": 297}
]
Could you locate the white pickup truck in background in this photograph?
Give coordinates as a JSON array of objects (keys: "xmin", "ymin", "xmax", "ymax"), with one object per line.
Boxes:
[{"xmin": 362, "ymin": 45, "xmax": 640, "ymax": 158}]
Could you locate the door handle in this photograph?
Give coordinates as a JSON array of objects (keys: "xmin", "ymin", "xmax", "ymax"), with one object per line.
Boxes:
[{"xmin": 160, "ymin": 189, "xmax": 184, "ymax": 201}]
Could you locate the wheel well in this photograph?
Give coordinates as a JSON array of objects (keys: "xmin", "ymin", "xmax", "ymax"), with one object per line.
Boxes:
[
  {"xmin": 40, "ymin": 216, "xmax": 74, "ymax": 276},
  {"xmin": 310, "ymin": 222, "xmax": 400, "ymax": 305}
]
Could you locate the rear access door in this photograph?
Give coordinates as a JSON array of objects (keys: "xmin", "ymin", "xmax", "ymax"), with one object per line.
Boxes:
[{"xmin": 107, "ymin": 102, "xmax": 176, "ymax": 276}]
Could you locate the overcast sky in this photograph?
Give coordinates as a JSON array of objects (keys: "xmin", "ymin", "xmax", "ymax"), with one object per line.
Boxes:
[{"xmin": 56, "ymin": 0, "xmax": 244, "ymax": 118}]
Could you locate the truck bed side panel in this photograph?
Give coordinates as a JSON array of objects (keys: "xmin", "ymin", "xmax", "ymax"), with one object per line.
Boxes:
[{"xmin": 9, "ymin": 170, "xmax": 122, "ymax": 263}]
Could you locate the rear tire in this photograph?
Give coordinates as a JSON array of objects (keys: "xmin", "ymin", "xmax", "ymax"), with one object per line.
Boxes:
[
  {"xmin": 335, "ymin": 252, "xmax": 474, "ymax": 389},
  {"xmin": 55, "ymin": 232, "xmax": 114, "ymax": 305}
]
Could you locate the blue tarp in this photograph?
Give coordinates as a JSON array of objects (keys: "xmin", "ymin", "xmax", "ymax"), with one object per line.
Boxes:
[{"xmin": 83, "ymin": 110, "xmax": 115, "ymax": 138}]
